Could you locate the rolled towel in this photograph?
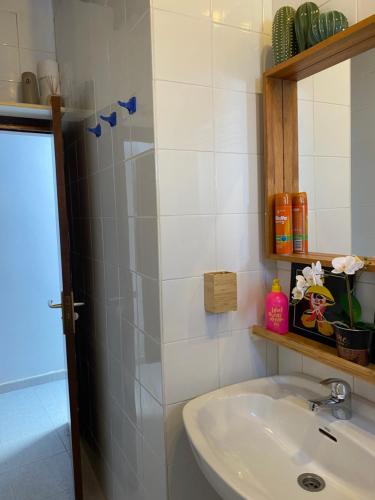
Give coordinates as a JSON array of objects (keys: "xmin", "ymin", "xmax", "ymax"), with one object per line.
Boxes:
[{"xmin": 37, "ymin": 59, "xmax": 60, "ymax": 104}]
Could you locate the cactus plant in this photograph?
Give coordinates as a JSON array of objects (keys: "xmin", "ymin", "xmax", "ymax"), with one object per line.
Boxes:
[
  {"xmin": 295, "ymin": 2, "xmax": 320, "ymax": 51},
  {"xmin": 272, "ymin": 6, "xmax": 298, "ymax": 65},
  {"xmin": 319, "ymin": 10, "xmax": 349, "ymax": 41}
]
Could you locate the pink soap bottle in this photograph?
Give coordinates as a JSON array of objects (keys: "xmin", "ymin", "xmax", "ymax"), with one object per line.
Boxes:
[{"xmin": 265, "ymin": 278, "xmax": 289, "ymax": 335}]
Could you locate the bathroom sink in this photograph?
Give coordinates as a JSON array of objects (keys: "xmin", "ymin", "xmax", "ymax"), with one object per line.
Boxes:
[{"xmin": 183, "ymin": 375, "xmax": 375, "ymax": 500}]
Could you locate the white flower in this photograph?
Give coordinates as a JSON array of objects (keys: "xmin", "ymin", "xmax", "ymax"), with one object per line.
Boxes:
[
  {"xmin": 296, "ymin": 275, "xmax": 307, "ymax": 289},
  {"xmin": 302, "ymin": 261, "xmax": 324, "ymax": 286},
  {"xmin": 292, "ymin": 286, "xmax": 305, "ymax": 300},
  {"xmin": 332, "ymin": 256, "xmax": 364, "ymax": 275}
]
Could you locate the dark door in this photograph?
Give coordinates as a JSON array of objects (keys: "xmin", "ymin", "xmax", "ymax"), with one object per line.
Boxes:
[{"xmin": 50, "ymin": 95, "xmax": 83, "ymax": 500}]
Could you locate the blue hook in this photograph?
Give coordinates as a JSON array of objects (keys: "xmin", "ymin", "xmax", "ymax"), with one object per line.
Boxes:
[
  {"xmin": 100, "ymin": 111, "xmax": 117, "ymax": 127},
  {"xmin": 118, "ymin": 96, "xmax": 137, "ymax": 115},
  {"xmin": 87, "ymin": 123, "xmax": 101, "ymax": 138}
]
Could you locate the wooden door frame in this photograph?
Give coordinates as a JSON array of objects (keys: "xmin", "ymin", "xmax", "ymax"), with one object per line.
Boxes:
[
  {"xmin": 51, "ymin": 95, "xmax": 83, "ymax": 500},
  {"xmin": 0, "ymin": 99, "xmax": 83, "ymax": 499}
]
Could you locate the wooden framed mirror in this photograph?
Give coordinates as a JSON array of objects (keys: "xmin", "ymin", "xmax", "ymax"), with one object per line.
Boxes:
[{"xmin": 264, "ymin": 14, "xmax": 375, "ymax": 271}]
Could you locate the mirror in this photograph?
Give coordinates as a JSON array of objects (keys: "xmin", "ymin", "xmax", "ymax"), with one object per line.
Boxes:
[{"xmin": 297, "ymin": 48, "xmax": 375, "ymax": 257}]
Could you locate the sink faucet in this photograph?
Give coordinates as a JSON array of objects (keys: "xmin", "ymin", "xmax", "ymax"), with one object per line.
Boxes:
[{"xmin": 308, "ymin": 378, "xmax": 352, "ymax": 420}]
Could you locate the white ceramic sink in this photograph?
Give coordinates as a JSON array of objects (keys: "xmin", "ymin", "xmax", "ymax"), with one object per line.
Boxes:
[{"xmin": 183, "ymin": 375, "xmax": 375, "ymax": 500}]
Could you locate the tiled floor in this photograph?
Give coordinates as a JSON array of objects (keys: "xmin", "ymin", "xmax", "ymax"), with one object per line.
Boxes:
[{"xmin": 0, "ymin": 379, "xmax": 74, "ymax": 500}]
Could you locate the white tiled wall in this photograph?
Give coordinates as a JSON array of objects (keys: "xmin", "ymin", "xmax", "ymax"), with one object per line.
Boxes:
[
  {"xmin": 54, "ymin": 1, "xmax": 165, "ymax": 499},
  {"xmin": 298, "ymin": 59, "xmax": 352, "ymax": 255},
  {"xmin": 54, "ymin": 1, "xmax": 375, "ymax": 499},
  {"xmin": 351, "ymin": 47, "xmax": 375, "ymax": 256},
  {"xmin": 0, "ymin": 0, "xmax": 55, "ymax": 102},
  {"xmin": 275, "ymin": 0, "xmax": 375, "ymax": 410},
  {"xmin": 151, "ymin": 1, "xmax": 276, "ymax": 498}
]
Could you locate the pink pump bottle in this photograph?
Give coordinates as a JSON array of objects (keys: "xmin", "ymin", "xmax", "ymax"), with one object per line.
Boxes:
[{"xmin": 265, "ymin": 278, "xmax": 289, "ymax": 335}]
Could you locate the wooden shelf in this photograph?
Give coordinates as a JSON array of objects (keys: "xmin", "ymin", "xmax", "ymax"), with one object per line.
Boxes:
[
  {"xmin": 0, "ymin": 101, "xmax": 93, "ymax": 123},
  {"xmin": 267, "ymin": 253, "xmax": 375, "ymax": 272},
  {"xmin": 265, "ymin": 14, "xmax": 375, "ymax": 81},
  {"xmin": 252, "ymin": 325, "xmax": 375, "ymax": 384},
  {"xmin": 0, "ymin": 101, "xmax": 58, "ymax": 120}
]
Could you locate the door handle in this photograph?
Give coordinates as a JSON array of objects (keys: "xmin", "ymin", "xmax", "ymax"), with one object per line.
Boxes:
[
  {"xmin": 48, "ymin": 300, "xmax": 85, "ymax": 309},
  {"xmin": 48, "ymin": 300, "xmax": 62, "ymax": 309}
]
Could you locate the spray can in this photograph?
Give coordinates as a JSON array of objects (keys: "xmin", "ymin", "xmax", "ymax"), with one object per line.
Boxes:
[
  {"xmin": 292, "ymin": 192, "xmax": 308, "ymax": 254},
  {"xmin": 274, "ymin": 193, "xmax": 293, "ymax": 255}
]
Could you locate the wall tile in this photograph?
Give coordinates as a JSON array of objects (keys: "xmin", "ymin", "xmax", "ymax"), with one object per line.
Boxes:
[
  {"xmin": 137, "ymin": 275, "xmax": 161, "ymax": 341},
  {"xmin": 308, "ymin": 210, "xmax": 317, "ymax": 252},
  {"xmin": 123, "ymin": 375, "xmax": 142, "ymax": 431},
  {"xmin": 19, "ymin": 48, "xmax": 55, "ymax": 76},
  {"xmin": 160, "ymin": 215, "xmax": 216, "ymax": 279},
  {"xmin": 297, "ymin": 76, "xmax": 314, "ymax": 101},
  {"xmin": 0, "ymin": 11, "xmax": 18, "ymax": 46},
  {"xmin": 103, "ymin": 218, "xmax": 119, "ymax": 266},
  {"xmin": 216, "ymin": 153, "xmax": 260, "ymax": 214},
  {"xmin": 314, "ymin": 157, "xmax": 350, "ymax": 209},
  {"xmin": 126, "ymin": 152, "xmax": 157, "ymax": 217},
  {"xmin": 302, "ymin": 356, "xmax": 354, "ymax": 386},
  {"xmin": 168, "ymin": 459, "xmax": 221, "ymax": 500},
  {"xmin": 127, "ymin": 11, "xmax": 155, "ymax": 157},
  {"xmin": 212, "ymin": 0, "xmax": 264, "ymax": 32},
  {"xmin": 0, "ymin": 45, "xmax": 20, "ymax": 82},
  {"xmin": 319, "ymin": 0, "xmax": 357, "ymax": 25},
  {"xmin": 214, "ymin": 89, "xmax": 260, "ymax": 154},
  {"xmin": 263, "ymin": 0, "xmax": 273, "ymax": 35},
  {"xmin": 163, "ymin": 337, "xmax": 219, "ymax": 404},
  {"xmin": 358, "ymin": 0, "xmax": 375, "ymax": 21},
  {"xmin": 278, "ymin": 346, "xmax": 303, "ymax": 375},
  {"xmin": 125, "ymin": 0, "xmax": 149, "ymax": 29},
  {"xmin": 315, "ymin": 208, "xmax": 351, "ymax": 254},
  {"xmin": 158, "ymin": 150, "xmax": 215, "ymax": 216},
  {"xmin": 353, "ymin": 378, "xmax": 375, "ymax": 404},
  {"xmin": 119, "ymin": 269, "xmax": 138, "ymax": 326},
  {"xmin": 141, "ymin": 386, "xmax": 165, "ymax": 461},
  {"xmin": 155, "ymin": 80, "xmax": 214, "ymax": 151},
  {"xmin": 153, "ymin": 10, "xmax": 212, "ymax": 86},
  {"xmin": 112, "ymin": 109, "xmax": 132, "ymax": 166},
  {"xmin": 142, "ymin": 439, "xmax": 168, "ymax": 500},
  {"xmin": 213, "ymin": 24, "xmax": 271, "ymax": 93},
  {"xmin": 314, "ymin": 102, "xmax": 350, "ymax": 157},
  {"xmin": 231, "ymin": 271, "xmax": 265, "ymax": 330},
  {"xmin": 165, "ymin": 402, "xmax": 192, "ymax": 466},
  {"xmin": 0, "ymin": 81, "xmax": 21, "ymax": 101},
  {"xmin": 139, "ymin": 331, "xmax": 163, "ymax": 403},
  {"xmin": 216, "ymin": 213, "xmax": 261, "ymax": 272},
  {"xmin": 121, "ymin": 321, "xmax": 140, "ymax": 381},
  {"xmin": 18, "ymin": 11, "xmax": 55, "ymax": 52},
  {"xmin": 162, "ymin": 277, "xmax": 219, "ymax": 343},
  {"xmin": 218, "ymin": 331, "xmax": 267, "ymax": 386},
  {"xmin": 314, "ymin": 60, "xmax": 351, "ymax": 105},
  {"xmin": 298, "ymin": 100, "xmax": 314, "ymax": 155},
  {"xmin": 135, "ymin": 218, "xmax": 159, "ymax": 279},
  {"xmin": 154, "ymin": 0, "xmax": 210, "ymax": 16},
  {"xmin": 298, "ymin": 155, "xmax": 315, "ymax": 210}
]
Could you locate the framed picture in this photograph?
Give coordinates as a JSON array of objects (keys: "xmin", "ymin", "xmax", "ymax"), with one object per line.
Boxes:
[{"xmin": 289, "ymin": 263, "xmax": 354, "ymax": 347}]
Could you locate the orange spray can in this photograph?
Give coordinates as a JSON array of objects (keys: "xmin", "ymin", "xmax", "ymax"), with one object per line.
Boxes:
[
  {"xmin": 292, "ymin": 192, "xmax": 308, "ymax": 254},
  {"xmin": 274, "ymin": 193, "xmax": 293, "ymax": 255}
]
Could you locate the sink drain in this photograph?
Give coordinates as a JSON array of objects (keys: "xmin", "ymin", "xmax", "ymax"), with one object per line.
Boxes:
[{"xmin": 297, "ymin": 473, "xmax": 326, "ymax": 492}]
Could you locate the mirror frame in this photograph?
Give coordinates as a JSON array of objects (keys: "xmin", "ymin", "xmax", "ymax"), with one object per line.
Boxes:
[{"xmin": 263, "ymin": 14, "xmax": 375, "ymax": 272}]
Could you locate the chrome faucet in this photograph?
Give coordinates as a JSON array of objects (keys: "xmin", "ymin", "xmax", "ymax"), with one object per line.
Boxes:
[{"xmin": 308, "ymin": 378, "xmax": 352, "ymax": 420}]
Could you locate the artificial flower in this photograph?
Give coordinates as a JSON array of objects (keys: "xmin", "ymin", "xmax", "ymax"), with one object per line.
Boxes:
[
  {"xmin": 332, "ymin": 256, "xmax": 364, "ymax": 275},
  {"xmin": 292, "ymin": 286, "xmax": 305, "ymax": 300},
  {"xmin": 302, "ymin": 261, "xmax": 324, "ymax": 286}
]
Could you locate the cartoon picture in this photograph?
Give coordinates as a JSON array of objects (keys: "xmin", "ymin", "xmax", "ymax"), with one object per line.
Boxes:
[
  {"xmin": 301, "ymin": 285, "xmax": 335, "ymax": 336},
  {"xmin": 289, "ymin": 263, "xmax": 351, "ymax": 347}
]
